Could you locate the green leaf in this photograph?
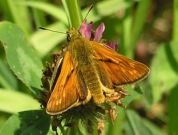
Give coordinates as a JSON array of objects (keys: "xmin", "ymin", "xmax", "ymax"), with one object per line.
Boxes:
[
  {"xmin": 142, "ymin": 119, "xmax": 165, "ymax": 135},
  {"xmin": 0, "ymin": 112, "xmax": 10, "ymax": 129},
  {"xmin": 125, "ymin": 110, "xmax": 164, "ymax": 135},
  {"xmin": 83, "ymin": 0, "xmax": 131, "ymax": 22},
  {"xmin": 0, "ymin": 59, "xmax": 17, "ymax": 89},
  {"xmin": 0, "ymin": 110, "xmax": 50, "ymax": 135},
  {"xmin": 4, "ymin": 0, "xmax": 32, "ymax": 36},
  {"xmin": 105, "ymin": 108, "xmax": 125, "ymax": 135},
  {"xmin": 30, "ymin": 22, "xmax": 67, "ymax": 57},
  {"xmin": 0, "ymin": 89, "xmax": 39, "ymax": 113},
  {"xmin": 149, "ymin": 43, "xmax": 178, "ymax": 103},
  {"xmin": 32, "ymin": 8, "xmax": 47, "ymax": 28},
  {"xmin": 0, "ymin": 21, "xmax": 43, "ymax": 91},
  {"xmin": 142, "ymin": 81, "xmax": 154, "ymax": 105},
  {"xmin": 122, "ymin": 9, "xmax": 132, "ymax": 56},
  {"xmin": 168, "ymin": 83, "xmax": 178, "ymax": 135},
  {"xmin": 122, "ymin": 85, "xmax": 141, "ymax": 107},
  {"xmin": 129, "ymin": 0, "xmax": 150, "ymax": 57},
  {"xmin": 24, "ymin": 1, "xmax": 68, "ymax": 24},
  {"xmin": 173, "ymin": 0, "xmax": 178, "ymax": 43}
]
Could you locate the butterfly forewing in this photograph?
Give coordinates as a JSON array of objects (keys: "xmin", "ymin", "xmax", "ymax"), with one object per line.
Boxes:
[
  {"xmin": 90, "ymin": 41, "xmax": 149, "ymax": 86},
  {"xmin": 47, "ymin": 51, "xmax": 80, "ymax": 115}
]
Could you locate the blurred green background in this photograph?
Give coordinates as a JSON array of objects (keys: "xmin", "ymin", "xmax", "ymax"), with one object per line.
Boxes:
[{"xmin": 0, "ymin": 0, "xmax": 177, "ymax": 135}]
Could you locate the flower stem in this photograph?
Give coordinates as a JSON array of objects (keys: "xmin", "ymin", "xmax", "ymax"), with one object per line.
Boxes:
[{"xmin": 61, "ymin": 0, "xmax": 82, "ymax": 28}]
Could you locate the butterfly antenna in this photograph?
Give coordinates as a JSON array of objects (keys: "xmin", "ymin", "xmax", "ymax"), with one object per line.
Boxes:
[
  {"xmin": 39, "ymin": 27, "xmax": 66, "ymax": 34},
  {"xmin": 83, "ymin": 4, "xmax": 94, "ymax": 21}
]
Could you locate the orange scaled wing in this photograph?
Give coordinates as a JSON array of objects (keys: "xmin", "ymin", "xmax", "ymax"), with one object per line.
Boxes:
[
  {"xmin": 47, "ymin": 51, "xmax": 80, "ymax": 115},
  {"xmin": 90, "ymin": 41, "xmax": 150, "ymax": 86}
]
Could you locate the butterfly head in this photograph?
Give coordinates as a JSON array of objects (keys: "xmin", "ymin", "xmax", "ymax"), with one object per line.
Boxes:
[{"xmin": 67, "ymin": 28, "xmax": 81, "ymax": 42}]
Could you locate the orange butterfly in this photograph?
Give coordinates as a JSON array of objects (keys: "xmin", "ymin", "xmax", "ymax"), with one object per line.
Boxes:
[{"xmin": 46, "ymin": 28, "xmax": 149, "ymax": 115}]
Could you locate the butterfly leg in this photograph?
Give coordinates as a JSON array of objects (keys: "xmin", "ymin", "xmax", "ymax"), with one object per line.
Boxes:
[
  {"xmin": 102, "ymin": 85, "xmax": 115, "ymax": 94},
  {"xmin": 81, "ymin": 90, "xmax": 92, "ymax": 104},
  {"xmin": 105, "ymin": 86, "xmax": 127, "ymax": 108}
]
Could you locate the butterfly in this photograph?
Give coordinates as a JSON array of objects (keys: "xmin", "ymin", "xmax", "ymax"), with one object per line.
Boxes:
[{"xmin": 46, "ymin": 28, "xmax": 150, "ymax": 115}]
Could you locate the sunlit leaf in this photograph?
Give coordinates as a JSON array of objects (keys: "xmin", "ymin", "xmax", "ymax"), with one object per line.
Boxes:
[
  {"xmin": 150, "ymin": 43, "xmax": 178, "ymax": 103},
  {"xmin": 83, "ymin": 0, "xmax": 132, "ymax": 22},
  {"xmin": 0, "ymin": 22, "xmax": 43, "ymax": 91},
  {"xmin": 30, "ymin": 22, "xmax": 67, "ymax": 57},
  {"xmin": 0, "ymin": 89, "xmax": 39, "ymax": 113},
  {"xmin": 24, "ymin": 1, "xmax": 68, "ymax": 24}
]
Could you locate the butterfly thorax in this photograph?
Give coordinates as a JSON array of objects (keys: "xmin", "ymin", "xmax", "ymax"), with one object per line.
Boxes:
[{"xmin": 68, "ymin": 29, "xmax": 105, "ymax": 104}]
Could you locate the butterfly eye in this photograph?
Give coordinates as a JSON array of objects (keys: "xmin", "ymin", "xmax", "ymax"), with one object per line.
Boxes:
[{"xmin": 67, "ymin": 32, "xmax": 71, "ymax": 42}]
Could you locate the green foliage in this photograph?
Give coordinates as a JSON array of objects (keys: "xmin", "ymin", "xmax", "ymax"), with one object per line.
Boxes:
[
  {"xmin": 150, "ymin": 43, "xmax": 178, "ymax": 103},
  {"xmin": 0, "ymin": 59, "xmax": 18, "ymax": 89},
  {"xmin": 0, "ymin": 0, "xmax": 176, "ymax": 134},
  {"xmin": 0, "ymin": 0, "xmax": 31, "ymax": 36},
  {"xmin": 129, "ymin": 0, "xmax": 150, "ymax": 57},
  {"xmin": 30, "ymin": 22, "xmax": 67, "ymax": 57},
  {"xmin": 0, "ymin": 22, "xmax": 43, "ymax": 92},
  {"xmin": 0, "ymin": 110, "xmax": 50, "ymax": 135},
  {"xmin": 25, "ymin": 1, "xmax": 68, "ymax": 24},
  {"xmin": 125, "ymin": 110, "xmax": 164, "ymax": 135},
  {"xmin": 173, "ymin": 0, "xmax": 178, "ymax": 43},
  {"xmin": 168, "ymin": 84, "xmax": 178, "ymax": 135},
  {"xmin": 0, "ymin": 89, "xmax": 39, "ymax": 113}
]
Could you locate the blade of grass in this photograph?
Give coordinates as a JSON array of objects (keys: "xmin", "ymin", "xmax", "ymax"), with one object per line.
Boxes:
[
  {"xmin": 122, "ymin": 9, "xmax": 132, "ymax": 56},
  {"xmin": 32, "ymin": 9, "xmax": 47, "ymax": 28},
  {"xmin": 24, "ymin": 1, "xmax": 68, "ymax": 25},
  {"xmin": 6, "ymin": 0, "xmax": 32, "ymax": 36},
  {"xmin": 168, "ymin": 83, "xmax": 178, "ymax": 135},
  {"xmin": 130, "ymin": 0, "xmax": 150, "ymax": 57},
  {"xmin": 173, "ymin": 0, "xmax": 178, "ymax": 43},
  {"xmin": 0, "ymin": 0, "xmax": 12, "ymax": 20}
]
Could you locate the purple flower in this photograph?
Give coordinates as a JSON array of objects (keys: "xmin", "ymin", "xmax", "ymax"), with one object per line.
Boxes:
[
  {"xmin": 107, "ymin": 41, "xmax": 118, "ymax": 51},
  {"xmin": 79, "ymin": 21, "xmax": 117, "ymax": 50},
  {"xmin": 93, "ymin": 23, "xmax": 105, "ymax": 42},
  {"xmin": 79, "ymin": 21, "xmax": 93, "ymax": 40}
]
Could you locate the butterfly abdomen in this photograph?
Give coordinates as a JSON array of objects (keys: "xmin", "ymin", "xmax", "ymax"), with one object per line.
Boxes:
[{"xmin": 81, "ymin": 65, "xmax": 105, "ymax": 104}]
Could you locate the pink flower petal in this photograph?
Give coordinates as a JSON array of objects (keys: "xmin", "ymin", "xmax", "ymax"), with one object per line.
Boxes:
[
  {"xmin": 94, "ymin": 23, "xmax": 105, "ymax": 41},
  {"xmin": 79, "ymin": 21, "xmax": 93, "ymax": 39},
  {"xmin": 107, "ymin": 41, "xmax": 118, "ymax": 50}
]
